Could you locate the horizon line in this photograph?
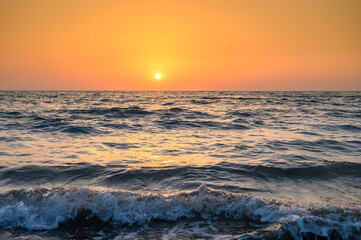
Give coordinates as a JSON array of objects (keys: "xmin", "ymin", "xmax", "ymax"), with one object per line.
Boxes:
[{"xmin": 0, "ymin": 90, "xmax": 360, "ymax": 92}]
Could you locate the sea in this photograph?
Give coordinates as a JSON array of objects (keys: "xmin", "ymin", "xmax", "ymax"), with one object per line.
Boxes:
[{"xmin": 0, "ymin": 91, "xmax": 360, "ymax": 240}]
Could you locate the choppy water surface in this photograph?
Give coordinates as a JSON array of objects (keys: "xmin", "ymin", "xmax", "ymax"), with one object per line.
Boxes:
[{"xmin": 0, "ymin": 91, "xmax": 360, "ymax": 239}]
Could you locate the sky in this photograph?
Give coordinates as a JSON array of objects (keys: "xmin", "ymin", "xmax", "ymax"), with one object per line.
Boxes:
[{"xmin": 0, "ymin": 0, "xmax": 360, "ymax": 91}]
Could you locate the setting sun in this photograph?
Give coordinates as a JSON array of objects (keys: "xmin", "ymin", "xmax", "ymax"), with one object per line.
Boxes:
[{"xmin": 155, "ymin": 73, "xmax": 161, "ymax": 80}]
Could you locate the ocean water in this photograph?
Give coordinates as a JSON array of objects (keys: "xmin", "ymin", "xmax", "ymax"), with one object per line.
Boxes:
[{"xmin": 0, "ymin": 91, "xmax": 360, "ymax": 240}]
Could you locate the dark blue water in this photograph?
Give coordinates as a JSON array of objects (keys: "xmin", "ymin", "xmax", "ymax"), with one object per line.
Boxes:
[{"xmin": 0, "ymin": 91, "xmax": 360, "ymax": 239}]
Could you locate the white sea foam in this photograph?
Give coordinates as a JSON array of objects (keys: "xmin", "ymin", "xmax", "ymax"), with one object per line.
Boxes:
[{"xmin": 0, "ymin": 187, "xmax": 359, "ymax": 239}]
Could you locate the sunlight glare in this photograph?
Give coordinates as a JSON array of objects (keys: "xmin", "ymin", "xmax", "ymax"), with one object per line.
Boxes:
[{"xmin": 155, "ymin": 73, "xmax": 161, "ymax": 80}]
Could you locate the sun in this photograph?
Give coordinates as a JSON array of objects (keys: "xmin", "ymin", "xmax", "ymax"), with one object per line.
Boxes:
[{"xmin": 155, "ymin": 73, "xmax": 161, "ymax": 80}]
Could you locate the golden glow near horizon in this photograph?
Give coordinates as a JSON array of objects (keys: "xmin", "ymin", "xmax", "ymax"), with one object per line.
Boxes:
[
  {"xmin": 0, "ymin": 0, "xmax": 360, "ymax": 90},
  {"xmin": 155, "ymin": 73, "xmax": 162, "ymax": 80}
]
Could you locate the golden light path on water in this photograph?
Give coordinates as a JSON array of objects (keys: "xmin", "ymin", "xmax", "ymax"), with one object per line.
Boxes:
[
  {"xmin": 0, "ymin": 91, "xmax": 360, "ymax": 208},
  {"xmin": 5, "ymin": 128, "xmax": 358, "ymax": 168}
]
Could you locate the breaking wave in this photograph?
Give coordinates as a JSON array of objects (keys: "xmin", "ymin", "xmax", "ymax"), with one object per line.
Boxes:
[{"xmin": 0, "ymin": 187, "xmax": 359, "ymax": 239}]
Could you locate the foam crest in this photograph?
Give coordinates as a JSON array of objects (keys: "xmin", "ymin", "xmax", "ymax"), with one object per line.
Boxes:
[{"xmin": 0, "ymin": 187, "xmax": 359, "ymax": 240}]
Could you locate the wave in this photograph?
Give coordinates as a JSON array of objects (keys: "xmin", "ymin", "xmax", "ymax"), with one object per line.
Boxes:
[
  {"xmin": 31, "ymin": 120, "xmax": 101, "ymax": 135},
  {"xmin": 266, "ymin": 138, "xmax": 361, "ymax": 154},
  {"xmin": 67, "ymin": 106, "xmax": 152, "ymax": 118},
  {"xmin": 213, "ymin": 161, "xmax": 361, "ymax": 179},
  {"xmin": 0, "ymin": 186, "xmax": 359, "ymax": 239},
  {"xmin": 155, "ymin": 119, "xmax": 226, "ymax": 129},
  {"xmin": 2, "ymin": 106, "xmax": 230, "ymax": 133},
  {"xmin": 155, "ymin": 118, "xmax": 249, "ymax": 130},
  {"xmin": 227, "ymin": 111, "xmax": 253, "ymax": 117},
  {"xmin": 61, "ymin": 126, "xmax": 99, "ymax": 134},
  {"xmin": 190, "ymin": 99, "xmax": 214, "ymax": 104},
  {"xmin": 338, "ymin": 124, "xmax": 361, "ymax": 132},
  {"xmin": 1, "ymin": 161, "xmax": 360, "ymax": 187},
  {"xmin": 167, "ymin": 107, "xmax": 185, "ymax": 113},
  {"xmin": 0, "ymin": 164, "xmax": 109, "ymax": 186}
]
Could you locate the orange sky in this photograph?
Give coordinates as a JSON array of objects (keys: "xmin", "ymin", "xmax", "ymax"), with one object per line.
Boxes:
[{"xmin": 0, "ymin": 0, "xmax": 360, "ymax": 90}]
